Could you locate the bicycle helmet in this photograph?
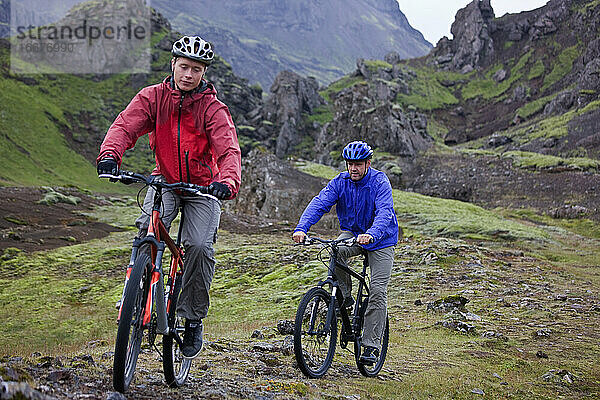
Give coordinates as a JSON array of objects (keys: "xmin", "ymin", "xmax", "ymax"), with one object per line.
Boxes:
[
  {"xmin": 341, "ymin": 141, "xmax": 373, "ymax": 161},
  {"xmin": 172, "ymin": 35, "xmax": 214, "ymax": 65}
]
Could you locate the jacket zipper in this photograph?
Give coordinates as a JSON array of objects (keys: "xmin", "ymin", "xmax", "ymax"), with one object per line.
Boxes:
[
  {"xmin": 177, "ymin": 93, "xmax": 185, "ymax": 182},
  {"xmin": 185, "ymin": 151, "xmax": 191, "ymax": 183}
]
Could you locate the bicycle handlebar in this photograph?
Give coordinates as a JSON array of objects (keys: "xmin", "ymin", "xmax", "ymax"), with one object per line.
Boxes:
[
  {"xmin": 296, "ymin": 236, "xmax": 357, "ymax": 247},
  {"xmin": 99, "ymin": 170, "xmax": 217, "ymax": 199}
]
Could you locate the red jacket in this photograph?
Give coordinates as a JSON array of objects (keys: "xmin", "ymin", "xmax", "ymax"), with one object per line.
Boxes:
[{"xmin": 98, "ymin": 77, "xmax": 241, "ymax": 198}]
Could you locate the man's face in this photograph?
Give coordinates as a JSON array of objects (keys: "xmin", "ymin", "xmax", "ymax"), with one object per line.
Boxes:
[
  {"xmin": 346, "ymin": 159, "xmax": 371, "ymax": 181},
  {"xmin": 171, "ymin": 57, "xmax": 207, "ymax": 91}
]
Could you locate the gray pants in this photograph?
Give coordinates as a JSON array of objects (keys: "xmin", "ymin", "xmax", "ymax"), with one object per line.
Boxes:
[
  {"xmin": 135, "ymin": 178, "xmax": 221, "ymax": 321},
  {"xmin": 334, "ymin": 231, "xmax": 394, "ymax": 350}
]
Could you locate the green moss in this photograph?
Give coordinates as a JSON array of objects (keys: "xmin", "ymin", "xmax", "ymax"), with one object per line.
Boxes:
[
  {"xmin": 502, "ymin": 151, "xmax": 599, "ymax": 171},
  {"xmin": 504, "ymin": 41, "xmax": 514, "ymax": 49},
  {"xmin": 305, "ymin": 105, "xmax": 334, "ymax": 125},
  {"xmin": 515, "ymin": 93, "xmax": 555, "ymax": 119},
  {"xmin": 293, "ymin": 161, "xmax": 339, "ymax": 180},
  {"xmin": 541, "ymin": 45, "xmax": 580, "ymax": 92},
  {"xmin": 320, "ymin": 76, "xmax": 366, "ymax": 103},
  {"xmin": 393, "ymin": 190, "xmax": 550, "ymax": 242},
  {"xmin": 462, "ymin": 51, "xmax": 532, "ymax": 101},
  {"xmin": 426, "ymin": 117, "xmax": 449, "ymax": 144},
  {"xmin": 395, "ymin": 67, "xmax": 460, "ymax": 110},
  {"xmin": 364, "ymin": 60, "xmax": 393, "ymax": 71},
  {"xmin": 528, "ymin": 59, "xmax": 545, "ymax": 80}
]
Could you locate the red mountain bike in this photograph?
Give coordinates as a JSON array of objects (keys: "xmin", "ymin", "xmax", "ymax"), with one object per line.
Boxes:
[{"xmin": 100, "ymin": 170, "xmax": 217, "ymax": 393}]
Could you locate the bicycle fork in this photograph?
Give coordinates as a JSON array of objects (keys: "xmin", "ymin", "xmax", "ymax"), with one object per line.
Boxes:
[{"xmin": 116, "ymin": 237, "xmax": 171, "ymax": 337}]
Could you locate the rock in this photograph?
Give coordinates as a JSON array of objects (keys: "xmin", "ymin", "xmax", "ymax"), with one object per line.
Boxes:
[
  {"xmin": 427, "ymin": 294, "xmax": 470, "ymax": 312},
  {"xmin": 438, "ymin": 319, "xmax": 476, "ymax": 334},
  {"xmin": 106, "ymin": 392, "xmax": 127, "ymax": 400},
  {"xmin": 280, "ymin": 335, "xmax": 294, "ymax": 356},
  {"xmin": 252, "ymin": 342, "xmax": 277, "ymax": 352},
  {"xmin": 384, "ymin": 51, "xmax": 401, "ymax": 65},
  {"xmin": 431, "ymin": 0, "xmax": 495, "ymax": 70},
  {"xmin": 535, "ymin": 328, "xmax": 552, "ymax": 337},
  {"xmin": 487, "ymin": 135, "xmax": 512, "ymax": 148},
  {"xmin": 542, "ymin": 369, "xmax": 576, "ymax": 384},
  {"xmin": 543, "ymin": 90, "xmax": 575, "ymax": 116},
  {"xmin": 0, "ymin": 381, "xmax": 58, "ymax": 400},
  {"xmin": 471, "ymin": 388, "xmax": 485, "ymax": 395},
  {"xmin": 493, "ymin": 69, "xmax": 507, "ymax": 82},
  {"xmin": 550, "ymin": 205, "xmax": 589, "ymax": 219},
  {"xmin": 276, "ymin": 320, "xmax": 294, "ymax": 335},
  {"xmin": 536, "ymin": 350, "xmax": 549, "ymax": 359},
  {"xmin": 258, "ymin": 70, "xmax": 325, "ymax": 158},
  {"xmin": 414, "ymin": 299, "xmax": 423, "ymax": 306},
  {"xmin": 251, "ymin": 330, "xmax": 265, "ymax": 339}
]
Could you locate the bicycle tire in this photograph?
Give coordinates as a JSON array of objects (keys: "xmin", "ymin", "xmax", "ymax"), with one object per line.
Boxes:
[
  {"xmin": 113, "ymin": 252, "xmax": 152, "ymax": 393},
  {"xmin": 354, "ymin": 314, "xmax": 389, "ymax": 377},
  {"xmin": 293, "ymin": 287, "xmax": 337, "ymax": 378},
  {"xmin": 163, "ymin": 273, "xmax": 192, "ymax": 387}
]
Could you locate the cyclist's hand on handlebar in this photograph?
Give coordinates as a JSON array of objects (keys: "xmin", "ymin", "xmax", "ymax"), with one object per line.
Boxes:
[
  {"xmin": 97, "ymin": 157, "xmax": 118, "ymax": 177},
  {"xmin": 208, "ymin": 181, "xmax": 231, "ymax": 200},
  {"xmin": 292, "ymin": 231, "xmax": 307, "ymax": 244},
  {"xmin": 357, "ymin": 234, "xmax": 374, "ymax": 245}
]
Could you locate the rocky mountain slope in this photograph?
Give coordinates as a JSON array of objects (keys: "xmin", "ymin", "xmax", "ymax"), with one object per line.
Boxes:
[
  {"xmin": 232, "ymin": 0, "xmax": 600, "ymax": 221},
  {"xmin": 150, "ymin": 0, "xmax": 432, "ymax": 90}
]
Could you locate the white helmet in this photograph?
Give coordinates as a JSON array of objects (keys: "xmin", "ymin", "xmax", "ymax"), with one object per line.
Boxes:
[{"xmin": 172, "ymin": 36, "xmax": 214, "ymax": 65}]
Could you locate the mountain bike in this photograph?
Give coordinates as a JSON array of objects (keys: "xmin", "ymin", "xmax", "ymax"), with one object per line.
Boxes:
[
  {"xmin": 293, "ymin": 236, "xmax": 389, "ymax": 378},
  {"xmin": 99, "ymin": 170, "xmax": 217, "ymax": 393}
]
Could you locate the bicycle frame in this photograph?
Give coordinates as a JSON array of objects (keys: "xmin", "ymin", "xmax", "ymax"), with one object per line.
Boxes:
[
  {"xmin": 117, "ymin": 185, "xmax": 185, "ymax": 341},
  {"xmin": 316, "ymin": 241, "xmax": 370, "ymax": 342}
]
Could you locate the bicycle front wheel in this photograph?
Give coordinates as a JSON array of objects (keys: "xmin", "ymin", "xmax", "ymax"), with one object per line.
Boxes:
[
  {"xmin": 113, "ymin": 252, "xmax": 152, "ymax": 393},
  {"xmin": 163, "ymin": 273, "xmax": 192, "ymax": 387},
  {"xmin": 293, "ymin": 287, "xmax": 337, "ymax": 378},
  {"xmin": 354, "ymin": 314, "xmax": 389, "ymax": 377}
]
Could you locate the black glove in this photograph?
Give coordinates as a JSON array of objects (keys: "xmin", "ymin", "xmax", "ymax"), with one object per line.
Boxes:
[
  {"xmin": 208, "ymin": 182, "xmax": 231, "ymax": 200},
  {"xmin": 97, "ymin": 158, "xmax": 118, "ymax": 176}
]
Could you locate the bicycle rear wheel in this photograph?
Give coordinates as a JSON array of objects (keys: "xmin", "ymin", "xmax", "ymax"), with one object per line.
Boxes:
[
  {"xmin": 354, "ymin": 314, "xmax": 389, "ymax": 377},
  {"xmin": 113, "ymin": 252, "xmax": 152, "ymax": 393},
  {"xmin": 163, "ymin": 273, "xmax": 192, "ymax": 387},
  {"xmin": 293, "ymin": 287, "xmax": 337, "ymax": 378}
]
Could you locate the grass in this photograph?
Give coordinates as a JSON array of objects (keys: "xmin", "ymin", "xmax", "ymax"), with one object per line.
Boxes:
[
  {"xmin": 304, "ymin": 105, "xmax": 334, "ymax": 125},
  {"xmin": 501, "ymin": 151, "xmax": 600, "ymax": 171},
  {"xmin": 515, "ymin": 93, "xmax": 555, "ymax": 119},
  {"xmin": 395, "ymin": 67, "xmax": 460, "ymax": 110},
  {"xmin": 2, "ymin": 178, "xmax": 600, "ymax": 399},
  {"xmin": 461, "ymin": 50, "xmax": 532, "ymax": 101},
  {"xmin": 320, "ymin": 75, "xmax": 366, "ymax": 103},
  {"xmin": 541, "ymin": 45, "xmax": 580, "ymax": 92}
]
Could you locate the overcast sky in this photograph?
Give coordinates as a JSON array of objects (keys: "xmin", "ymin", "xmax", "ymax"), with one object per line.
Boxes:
[{"xmin": 397, "ymin": 0, "xmax": 549, "ymax": 45}]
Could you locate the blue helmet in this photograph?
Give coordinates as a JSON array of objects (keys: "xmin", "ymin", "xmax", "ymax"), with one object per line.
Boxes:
[{"xmin": 341, "ymin": 141, "xmax": 373, "ymax": 161}]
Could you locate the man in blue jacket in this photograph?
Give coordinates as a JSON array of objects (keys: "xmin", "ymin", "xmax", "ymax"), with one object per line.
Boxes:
[{"xmin": 292, "ymin": 140, "xmax": 398, "ymax": 365}]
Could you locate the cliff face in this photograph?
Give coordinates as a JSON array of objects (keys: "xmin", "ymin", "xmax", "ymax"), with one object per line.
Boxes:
[{"xmin": 150, "ymin": 0, "xmax": 432, "ymax": 89}]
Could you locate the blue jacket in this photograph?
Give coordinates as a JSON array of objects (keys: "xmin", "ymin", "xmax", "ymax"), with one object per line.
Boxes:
[{"xmin": 295, "ymin": 167, "xmax": 398, "ymax": 251}]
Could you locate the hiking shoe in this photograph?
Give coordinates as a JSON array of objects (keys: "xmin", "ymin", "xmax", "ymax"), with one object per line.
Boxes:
[
  {"xmin": 181, "ymin": 320, "xmax": 203, "ymax": 359},
  {"xmin": 359, "ymin": 346, "xmax": 379, "ymax": 365}
]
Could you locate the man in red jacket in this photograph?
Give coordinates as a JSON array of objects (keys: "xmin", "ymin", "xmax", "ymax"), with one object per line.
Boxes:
[{"xmin": 97, "ymin": 35, "xmax": 241, "ymax": 359}]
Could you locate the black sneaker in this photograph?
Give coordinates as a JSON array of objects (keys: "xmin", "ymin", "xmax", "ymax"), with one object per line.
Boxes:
[
  {"xmin": 359, "ymin": 346, "xmax": 379, "ymax": 365},
  {"xmin": 181, "ymin": 320, "xmax": 203, "ymax": 359}
]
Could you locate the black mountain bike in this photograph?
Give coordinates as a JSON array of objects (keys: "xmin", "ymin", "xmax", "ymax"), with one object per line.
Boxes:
[
  {"xmin": 293, "ymin": 236, "xmax": 389, "ymax": 378},
  {"xmin": 100, "ymin": 170, "xmax": 217, "ymax": 393}
]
